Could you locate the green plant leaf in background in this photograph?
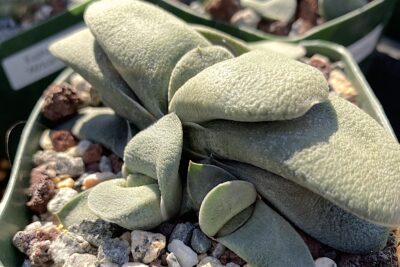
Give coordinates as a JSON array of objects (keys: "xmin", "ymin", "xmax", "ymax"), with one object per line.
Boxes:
[{"xmin": 319, "ymin": 0, "xmax": 368, "ymax": 21}]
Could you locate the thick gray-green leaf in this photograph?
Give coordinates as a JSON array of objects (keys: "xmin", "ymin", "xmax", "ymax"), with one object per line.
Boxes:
[
  {"xmin": 88, "ymin": 179, "xmax": 163, "ymax": 230},
  {"xmin": 85, "ymin": 0, "xmax": 210, "ymax": 118},
  {"xmin": 218, "ymin": 200, "xmax": 314, "ymax": 267},
  {"xmin": 319, "ymin": 0, "xmax": 367, "ymax": 21},
  {"xmin": 216, "ymin": 205, "xmax": 254, "ymax": 237},
  {"xmin": 49, "ymin": 28, "xmax": 155, "ymax": 130},
  {"xmin": 124, "ymin": 113, "xmax": 183, "ymax": 220},
  {"xmin": 249, "ymin": 41, "xmax": 306, "ymax": 59},
  {"xmin": 126, "ymin": 173, "xmax": 157, "ymax": 187},
  {"xmin": 213, "ymin": 159, "xmax": 389, "ymax": 253},
  {"xmin": 187, "ymin": 161, "xmax": 236, "ymax": 210},
  {"xmin": 168, "ymin": 46, "xmax": 233, "ymax": 102},
  {"xmin": 192, "ymin": 25, "xmax": 250, "ymax": 56},
  {"xmin": 241, "ymin": 0, "xmax": 297, "ymax": 23},
  {"xmin": 199, "ymin": 181, "xmax": 257, "ymax": 237},
  {"xmin": 72, "ymin": 107, "xmax": 136, "ymax": 158},
  {"xmin": 170, "ymin": 50, "xmax": 328, "ymax": 123},
  {"xmin": 186, "ymin": 96, "xmax": 400, "ymax": 226},
  {"xmin": 56, "ymin": 190, "xmax": 99, "ymax": 228}
]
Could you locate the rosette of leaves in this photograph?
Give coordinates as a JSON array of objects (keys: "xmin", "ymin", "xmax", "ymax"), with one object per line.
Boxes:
[{"xmin": 51, "ymin": 0, "xmax": 400, "ymax": 265}]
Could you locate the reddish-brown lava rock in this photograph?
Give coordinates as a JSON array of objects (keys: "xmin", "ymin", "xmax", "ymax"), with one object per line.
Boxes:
[
  {"xmin": 26, "ymin": 179, "xmax": 56, "ymax": 214},
  {"xmin": 42, "ymin": 83, "xmax": 82, "ymax": 122},
  {"xmin": 50, "ymin": 130, "xmax": 77, "ymax": 152},
  {"xmin": 82, "ymin": 144, "xmax": 103, "ymax": 165},
  {"xmin": 205, "ymin": 0, "xmax": 240, "ymax": 22}
]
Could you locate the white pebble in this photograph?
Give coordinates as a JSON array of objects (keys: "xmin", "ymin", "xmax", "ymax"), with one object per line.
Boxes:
[
  {"xmin": 24, "ymin": 221, "xmax": 42, "ymax": 231},
  {"xmin": 315, "ymin": 257, "xmax": 337, "ymax": 267},
  {"xmin": 47, "ymin": 188, "xmax": 78, "ymax": 213},
  {"xmin": 168, "ymin": 239, "xmax": 198, "ymax": 267},
  {"xmin": 230, "ymin": 8, "xmax": 261, "ymax": 28},
  {"xmin": 197, "ymin": 257, "xmax": 224, "ymax": 267},
  {"xmin": 131, "ymin": 230, "xmax": 166, "ymax": 264},
  {"xmin": 99, "ymin": 156, "xmax": 113, "ymax": 173},
  {"xmin": 39, "ymin": 129, "xmax": 53, "ymax": 150},
  {"xmin": 167, "ymin": 253, "xmax": 181, "ymax": 267}
]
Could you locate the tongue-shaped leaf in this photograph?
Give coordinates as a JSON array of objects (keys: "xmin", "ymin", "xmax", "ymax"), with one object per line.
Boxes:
[
  {"xmin": 241, "ymin": 0, "xmax": 297, "ymax": 23},
  {"xmin": 84, "ymin": 0, "xmax": 210, "ymax": 118},
  {"xmin": 170, "ymin": 50, "xmax": 328, "ymax": 123},
  {"xmin": 217, "ymin": 200, "xmax": 314, "ymax": 267},
  {"xmin": 168, "ymin": 46, "xmax": 233, "ymax": 102},
  {"xmin": 49, "ymin": 28, "xmax": 155, "ymax": 130},
  {"xmin": 88, "ymin": 179, "xmax": 163, "ymax": 230},
  {"xmin": 213, "ymin": 159, "xmax": 389, "ymax": 253},
  {"xmin": 71, "ymin": 107, "xmax": 136, "ymax": 158},
  {"xmin": 187, "ymin": 161, "xmax": 236, "ymax": 210},
  {"xmin": 124, "ymin": 113, "xmax": 183, "ymax": 220},
  {"xmin": 192, "ymin": 25, "xmax": 250, "ymax": 56},
  {"xmin": 186, "ymin": 96, "xmax": 400, "ymax": 226}
]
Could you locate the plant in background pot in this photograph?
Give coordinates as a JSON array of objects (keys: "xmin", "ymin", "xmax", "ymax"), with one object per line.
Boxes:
[{"xmin": 1, "ymin": 0, "xmax": 400, "ymax": 266}]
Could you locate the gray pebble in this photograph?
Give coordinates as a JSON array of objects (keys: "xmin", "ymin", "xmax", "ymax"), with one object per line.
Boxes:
[
  {"xmin": 230, "ymin": 8, "xmax": 261, "ymax": 28},
  {"xmin": 64, "ymin": 253, "xmax": 97, "ymax": 267},
  {"xmin": 50, "ymin": 232, "xmax": 96, "ymax": 265},
  {"xmin": 131, "ymin": 230, "xmax": 166, "ymax": 263},
  {"xmin": 99, "ymin": 156, "xmax": 113, "ymax": 173},
  {"xmin": 170, "ymin": 223, "xmax": 195, "ymax": 245},
  {"xmin": 226, "ymin": 263, "xmax": 240, "ymax": 267},
  {"xmin": 211, "ymin": 243, "xmax": 226, "ymax": 259},
  {"xmin": 68, "ymin": 219, "xmax": 115, "ymax": 247},
  {"xmin": 167, "ymin": 252, "xmax": 181, "ymax": 267},
  {"xmin": 76, "ymin": 140, "xmax": 92, "ymax": 156},
  {"xmin": 190, "ymin": 228, "xmax": 211, "ymax": 254},
  {"xmin": 55, "ymin": 153, "xmax": 85, "ymax": 177},
  {"xmin": 32, "ymin": 150, "xmax": 57, "ymax": 165},
  {"xmin": 47, "ymin": 188, "xmax": 78, "ymax": 213},
  {"xmin": 97, "ymin": 238, "xmax": 130, "ymax": 266}
]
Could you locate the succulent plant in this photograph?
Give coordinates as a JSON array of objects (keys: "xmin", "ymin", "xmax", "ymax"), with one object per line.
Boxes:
[{"xmin": 51, "ymin": 0, "xmax": 400, "ymax": 265}]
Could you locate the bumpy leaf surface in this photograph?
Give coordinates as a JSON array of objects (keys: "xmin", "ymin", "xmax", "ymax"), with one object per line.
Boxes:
[
  {"xmin": 214, "ymin": 159, "xmax": 389, "ymax": 253},
  {"xmin": 187, "ymin": 96, "xmax": 400, "ymax": 226},
  {"xmin": 49, "ymin": 28, "xmax": 155, "ymax": 129},
  {"xmin": 56, "ymin": 190, "xmax": 99, "ymax": 228},
  {"xmin": 168, "ymin": 46, "xmax": 233, "ymax": 102},
  {"xmin": 88, "ymin": 179, "xmax": 163, "ymax": 230},
  {"xmin": 85, "ymin": 0, "xmax": 210, "ymax": 117},
  {"xmin": 170, "ymin": 50, "xmax": 328, "ymax": 123},
  {"xmin": 124, "ymin": 113, "xmax": 183, "ymax": 220}
]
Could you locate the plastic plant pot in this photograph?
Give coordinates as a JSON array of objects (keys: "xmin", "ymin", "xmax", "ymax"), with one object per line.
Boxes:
[
  {"xmin": 0, "ymin": 40, "xmax": 395, "ymax": 266},
  {"xmin": 147, "ymin": 0, "xmax": 397, "ymax": 63},
  {"xmin": 0, "ymin": 1, "xmax": 93, "ymax": 160}
]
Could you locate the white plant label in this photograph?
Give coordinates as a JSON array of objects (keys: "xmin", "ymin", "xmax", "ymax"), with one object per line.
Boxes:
[
  {"xmin": 2, "ymin": 23, "xmax": 85, "ymax": 91},
  {"xmin": 348, "ymin": 24, "xmax": 383, "ymax": 63}
]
